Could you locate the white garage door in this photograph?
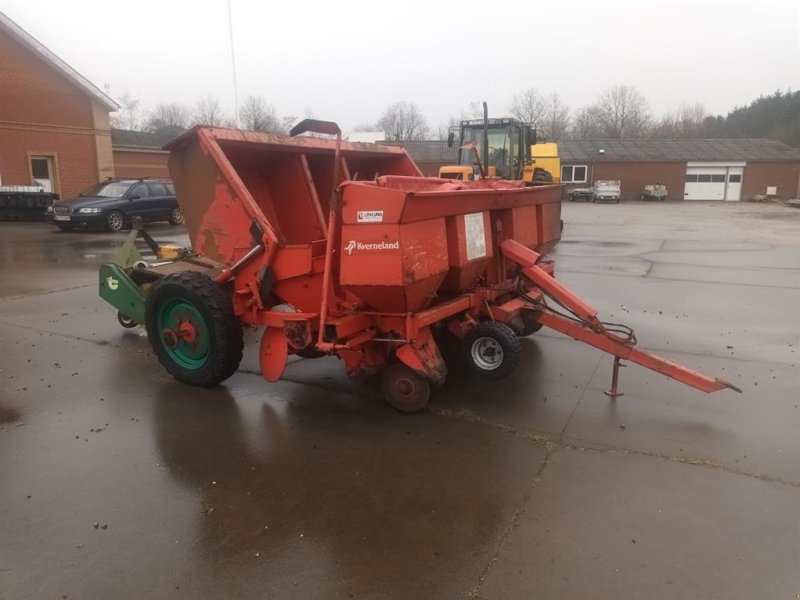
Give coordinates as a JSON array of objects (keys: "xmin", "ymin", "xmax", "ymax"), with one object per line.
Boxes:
[{"xmin": 684, "ymin": 164, "xmax": 744, "ymax": 201}]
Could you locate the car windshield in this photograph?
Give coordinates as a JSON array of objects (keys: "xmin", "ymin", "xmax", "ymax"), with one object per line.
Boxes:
[{"xmin": 79, "ymin": 181, "xmax": 131, "ymax": 198}]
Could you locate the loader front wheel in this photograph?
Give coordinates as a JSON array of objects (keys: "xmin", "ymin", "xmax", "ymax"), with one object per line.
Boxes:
[
  {"xmin": 381, "ymin": 363, "xmax": 431, "ymax": 413},
  {"xmin": 464, "ymin": 321, "xmax": 521, "ymax": 380},
  {"xmin": 145, "ymin": 271, "xmax": 243, "ymax": 387}
]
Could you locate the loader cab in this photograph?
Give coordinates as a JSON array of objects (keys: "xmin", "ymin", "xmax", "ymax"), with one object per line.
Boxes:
[{"xmin": 441, "ymin": 118, "xmax": 534, "ymax": 181}]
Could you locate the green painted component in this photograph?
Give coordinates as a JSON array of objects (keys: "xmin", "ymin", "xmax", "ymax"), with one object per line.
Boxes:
[
  {"xmin": 115, "ymin": 227, "xmax": 144, "ymax": 267},
  {"xmin": 156, "ymin": 299, "xmax": 210, "ymax": 370},
  {"xmin": 99, "ymin": 263, "xmax": 146, "ymax": 324}
]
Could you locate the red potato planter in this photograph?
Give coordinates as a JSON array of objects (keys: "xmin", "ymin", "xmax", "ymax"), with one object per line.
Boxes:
[{"xmin": 115, "ymin": 121, "xmax": 739, "ymax": 412}]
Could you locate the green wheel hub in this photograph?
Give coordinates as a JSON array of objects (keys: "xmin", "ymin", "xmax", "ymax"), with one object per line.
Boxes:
[{"xmin": 156, "ymin": 299, "xmax": 211, "ymax": 370}]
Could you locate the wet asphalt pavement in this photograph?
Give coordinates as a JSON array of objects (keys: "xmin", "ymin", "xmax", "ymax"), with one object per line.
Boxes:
[{"xmin": 1, "ymin": 203, "xmax": 799, "ymax": 599}]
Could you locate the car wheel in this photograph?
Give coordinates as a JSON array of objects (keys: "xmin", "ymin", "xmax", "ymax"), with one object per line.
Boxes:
[
  {"xmin": 145, "ymin": 271, "xmax": 243, "ymax": 387},
  {"xmin": 106, "ymin": 210, "xmax": 125, "ymax": 232},
  {"xmin": 169, "ymin": 207, "xmax": 185, "ymax": 226},
  {"xmin": 56, "ymin": 224, "xmax": 75, "ymax": 232}
]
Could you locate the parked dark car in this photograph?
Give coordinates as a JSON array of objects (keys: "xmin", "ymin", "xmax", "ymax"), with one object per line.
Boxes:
[{"xmin": 45, "ymin": 178, "xmax": 183, "ymax": 232}]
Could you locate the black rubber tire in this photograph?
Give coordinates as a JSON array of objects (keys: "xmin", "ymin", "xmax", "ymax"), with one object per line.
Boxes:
[
  {"xmin": 55, "ymin": 224, "xmax": 75, "ymax": 232},
  {"xmin": 106, "ymin": 210, "xmax": 125, "ymax": 232},
  {"xmin": 117, "ymin": 312, "xmax": 137, "ymax": 328},
  {"xmin": 533, "ymin": 168, "xmax": 553, "ymax": 183},
  {"xmin": 145, "ymin": 271, "xmax": 243, "ymax": 387},
  {"xmin": 169, "ymin": 206, "xmax": 184, "ymax": 226},
  {"xmin": 463, "ymin": 321, "xmax": 521, "ymax": 380},
  {"xmin": 380, "ymin": 363, "xmax": 431, "ymax": 413},
  {"xmin": 517, "ymin": 311, "xmax": 543, "ymax": 337}
]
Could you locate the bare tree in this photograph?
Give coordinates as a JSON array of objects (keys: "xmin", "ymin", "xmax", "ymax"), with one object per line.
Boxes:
[
  {"xmin": 653, "ymin": 102, "xmax": 708, "ymax": 138},
  {"xmin": 509, "ymin": 88, "xmax": 548, "ymax": 125},
  {"xmin": 437, "ymin": 116, "xmax": 462, "ymax": 141},
  {"xmin": 571, "ymin": 106, "xmax": 605, "ymax": 139},
  {"xmin": 464, "ymin": 101, "xmax": 485, "ymax": 119},
  {"xmin": 145, "ymin": 102, "xmax": 189, "ymax": 135},
  {"xmin": 377, "ymin": 101, "xmax": 430, "ymax": 141},
  {"xmin": 541, "ymin": 93, "xmax": 570, "ymax": 141},
  {"xmin": 192, "ymin": 95, "xmax": 229, "ymax": 127},
  {"xmin": 352, "ymin": 121, "xmax": 379, "ymax": 132},
  {"xmin": 239, "ymin": 96, "xmax": 281, "ymax": 132},
  {"xmin": 281, "ymin": 115, "xmax": 298, "ymax": 134},
  {"xmin": 594, "ymin": 84, "xmax": 651, "ymax": 138},
  {"xmin": 111, "ymin": 92, "xmax": 143, "ymax": 131}
]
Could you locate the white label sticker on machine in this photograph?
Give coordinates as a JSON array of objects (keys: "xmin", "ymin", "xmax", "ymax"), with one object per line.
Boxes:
[
  {"xmin": 357, "ymin": 210, "xmax": 384, "ymax": 223},
  {"xmin": 464, "ymin": 212, "xmax": 486, "ymax": 261}
]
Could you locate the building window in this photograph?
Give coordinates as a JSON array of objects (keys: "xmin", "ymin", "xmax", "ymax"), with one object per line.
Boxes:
[
  {"xmin": 561, "ymin": 165, "xmax": 587, "ymax": 183},
  {"xmin": 729, "ymin": 174, "xmax": 742, "ymax": 183}
]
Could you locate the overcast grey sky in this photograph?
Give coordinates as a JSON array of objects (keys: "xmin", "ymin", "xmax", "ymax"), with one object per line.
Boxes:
[{"xmin": 5, "ymin": 0, "xmax": 799, "ymax": 131}]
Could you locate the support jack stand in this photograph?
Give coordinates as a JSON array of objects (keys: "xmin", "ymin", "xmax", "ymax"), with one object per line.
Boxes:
[{"xmin": 605, "ymin": 357, "xmax": 626, "ymax": 398}]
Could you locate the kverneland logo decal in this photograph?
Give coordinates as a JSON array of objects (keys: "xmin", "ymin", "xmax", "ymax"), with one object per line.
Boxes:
[{"xmin": 344, "ymin": 240, "xmax": 400, "ymax": 255}]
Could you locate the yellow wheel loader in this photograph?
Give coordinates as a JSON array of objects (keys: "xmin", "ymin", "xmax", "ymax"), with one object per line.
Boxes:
[{"xmin": 439, "ymin": 102, "xmax": 560, "ymax": 184}]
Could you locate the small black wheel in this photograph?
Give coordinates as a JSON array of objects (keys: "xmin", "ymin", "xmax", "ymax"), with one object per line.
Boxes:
[
  {"xmin": 106, "ymin": 210, "xmax": 125, "ymax": 232},
  {"xmin": 169, "ymin": 206, "xmax": 185, "ymax": 226},
  {"xmin": 117, "ymin": 312, "xmax": 137, "ymax": 328},
  {"xmin": 517, "ymin": 311, "xmax": 543, "ymax": 337},
  {"xmin": 145, "ymin": 271, "xmax": 243, "ymax": 387},
  {"xmin": 55, "ymin": 224, "xmax": 74, "ymax": 232},
  {"xmin": 381, "ymin": 363, "xmax": 431, "ymax": 413},
  {"xmin": 463, "ymin": 321, "xmax": 521, "ymax": 380}
]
